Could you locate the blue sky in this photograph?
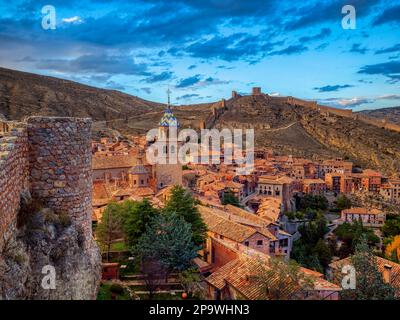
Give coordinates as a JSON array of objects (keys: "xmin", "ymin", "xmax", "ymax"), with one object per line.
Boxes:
[{"xmin": 0, "ymin": 0, "xmax": 399, "ymax": 111}]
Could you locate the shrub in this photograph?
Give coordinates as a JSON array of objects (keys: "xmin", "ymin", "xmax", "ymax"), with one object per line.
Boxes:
[{"xmin": 110, "ymin": 283, "xmax": 124, "ymax": 295}]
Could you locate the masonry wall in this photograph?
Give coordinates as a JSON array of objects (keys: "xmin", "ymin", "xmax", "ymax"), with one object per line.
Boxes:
[
  {"xmin": 0, "ymin": 123, "xmax": 29, "ymax": 247},
  {"xmin": 27, "ymin": 117, "xmax": 93, "ymax": 242}
]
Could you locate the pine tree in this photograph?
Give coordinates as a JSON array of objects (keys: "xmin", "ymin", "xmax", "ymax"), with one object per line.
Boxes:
[
  {"xmin": 163, "ymin": 185, "xmax": 207, "ymax": 246},
  {"xmin": 341, "ymin": 236, "xmax": 396, "ymax": 300},
  {"xmin": 96, "ymin": 202, "xmax": 124, "ymax": 262},
  {"xmin": 136, "ymin": 213, "xmax": 199, "ymax": 276},
  {"xmin": 121, "ymin": 199, "xmax": 159, "ymax": 248}
]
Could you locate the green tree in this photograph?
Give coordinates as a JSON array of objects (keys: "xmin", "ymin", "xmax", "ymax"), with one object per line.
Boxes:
[
  {"xmin": 96, "ymin": 202, "xmax": 124, "ymax": 262},
  {"xmin": 136, "ymin": 213, "xmax": 199, "ymax": 277},
  {"xmin": 163, "ymin": 185, "xmax": 207, "ymax": 246},
  {"xmin": 336, "ymin": 194, "xmax": 352, "ymax": 211},
  {"xmin": 222, "ymin": 189, "xmax": 241, "ymax": 207},
  {"xmin": 121, "ymin": 199, "xmax": 159, "ymax": 248},
  {"xmin": 340, "ymin": 236, "xmax": 396, "ymax": 300},
  {"xmin": 312, "ymin": 239, "xmax": 332, "ymax": 269},
  {"xmin": 335, "ymin": 221, "xmax": 380, "ymax": 257},
  {"xmin": 382, "ymin": 215, "xmax": 400, "ymax": 238},
  {"xmin": 297, "ymin": 194, "xmax": 328, "ymax": 211},
  {"xmin": 252, "ymin": 257, "xmax": 315, "ymax": 300}
]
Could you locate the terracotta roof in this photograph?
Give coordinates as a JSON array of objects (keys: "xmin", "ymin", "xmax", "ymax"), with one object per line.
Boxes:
[
  {"xmin": 199, "ymin": 206, "xmax": 259, "ymax": 242},
  {"xmin": 92, "ymin": 155, "xmax": 135, "ymax": 170},
  {"xmin": 206, "ymin": 247, "xmax": 340, "ymax": 300},
  {"xmin": 258, "ymin": 175, "xmax": 294, "ymax": 185},
  {"xmin": 303, "ymin": 178, "xmax": 326, "ymax": 185},
  {"xmin": 329, "ymin": 255, "xmax": 400, "ymax": 294},
  {"xmin": 342, "ymin": 207, "xmax": 383, "ymax": 215}
]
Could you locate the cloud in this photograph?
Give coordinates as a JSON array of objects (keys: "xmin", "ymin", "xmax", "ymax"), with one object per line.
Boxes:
[
  {"xmin": 35, "ymin": 54, "xmax": 150, "ymax": 76},
  {"xmin": 268, "ymin": 44, "xmax": 308, "ymax": 56},
  {"xmin": 299, "ymin": 28, "xmax": 331, "ymax": 43},
  {"xmin": 375, "ymin": 43, "xmax": 400, "ymax": 54},
  {"xmin": 358, "ymin": 60, "xmax": 400, "ymax": 82},
  {"xmin": 176, "ymin": 74, "xmax": 202, "ymax": 88},
  {"xmin": 62, "ymin": 16, "xmax": 83, "ymax": 24},
  {"xmin": 175, "ymin": 74, "xmax": 230, "ymax": 89},
  {"xmin": 349, "ymin": 43, "xmax": 368, "ymax": 54},
  {"xmin": 285, "ymin": 0, "xmax": 382, "ymax": 31},
  {"xmin": 142, "ymin": 71, "xmax": 174, "ymax": 83},
  {"xmin": 141, "ymin": 87, "xmax": 152, "ymax": 94},
  {"xmin": 176, "ymin": 93, "xmax": 200, "ymax": 101},
  {"xmin": 320, "ymin": 97, "xmax": 373, "ymax": 108},
  {"xmin": 104, "ymin": 81, "xmax": 126, "ymax": 91},
  {"xmin": 313, "ymin": 84, "xmax": 354, "ymax": 92},
  {"xmin": 188, "ymin": 65, "xmax": 197, "ymax": 70},
  {"xmin": 373, "ymin": 4, "xmax": 400, "ymax": 26}
]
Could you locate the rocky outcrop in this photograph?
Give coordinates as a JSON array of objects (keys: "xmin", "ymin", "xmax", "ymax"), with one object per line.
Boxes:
[{"xmin": 0, "ymin": 198, "xmax": 101, "ymax": 300}]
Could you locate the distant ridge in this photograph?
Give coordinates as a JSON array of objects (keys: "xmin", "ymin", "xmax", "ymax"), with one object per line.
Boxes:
[{"xmin": 1, "ymin": 67, "xmax": 400, "ymax": 174}]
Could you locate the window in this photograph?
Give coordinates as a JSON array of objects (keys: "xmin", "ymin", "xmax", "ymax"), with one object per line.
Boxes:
[
  {"xmin": 257, "ymin": 240, "xmax": 263, "ymax": 246},
  {"xmin": 244, "ymin": 241, "xmax": 249, "ymax": 246},
  {"xmin": 141, "ymin": 179, "xmax": 144, "ymax": 185}
]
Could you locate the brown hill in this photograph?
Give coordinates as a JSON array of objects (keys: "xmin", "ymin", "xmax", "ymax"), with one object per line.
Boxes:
[
  {"xmin": 359, "ymin": 106, "xmax": 400, "ymax": 125},
  {"xmin": 1, "ymin": 67, "xmax": 399, "ymax": 175}
]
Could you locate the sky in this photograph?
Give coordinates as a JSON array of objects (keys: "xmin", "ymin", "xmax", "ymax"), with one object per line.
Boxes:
[{"xmin": 0, "ymin": 0, "xmax": 399, "ymax": 111}]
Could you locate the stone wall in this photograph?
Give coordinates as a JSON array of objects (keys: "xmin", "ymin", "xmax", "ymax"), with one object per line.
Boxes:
[
  {"xmin": 27, "ymin": 117, "xmax": 93, "ymax": 243},
  {"xmin": 286, "ymin": 96, "xmax": 400, "ymax": 133},
  {"xmin": 0, "ymin": 122, "xmax": 29, "ymax": 248}
]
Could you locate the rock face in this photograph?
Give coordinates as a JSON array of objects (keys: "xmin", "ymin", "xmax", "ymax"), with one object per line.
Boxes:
[{"xmin": 0, "ymin": 203, "xmax": 101, "ymax": 300}]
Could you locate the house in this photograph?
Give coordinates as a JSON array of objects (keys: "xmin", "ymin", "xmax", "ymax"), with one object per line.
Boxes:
[
  {"xmin": 325, "ymin": 173, "xmax": 353, "ymax": 194},
  {"xmin": 92, "ymin": 155, "xmax": 136, "ymax": 182},
  {"xmin": 198, "ymin": 206, "xmax": 275, "ymax": 257},
  {"xmin": 318, "ymin": 159, "xmax": 353, "ymax": 179},
  {"xmin": 257, "ymin": 175, "xmax": 295, "ymax": 211},
  {"xmin": 339, "ymin": 207, "xmax": 386, "ymax": 227},
  {"xmin": 204, "ymin": 237, "xmax": 341, "ymax": 300},
  {"xmin": 328, "ymin": 256, "xmax": 400, "ymax": 297},
  {"xmin": 303, "ymin": 178, "xmax": 327, "ymax": 196},
  {"xmin": 380, "ymin": 179, "xmax": 400, "ymax": 203}
]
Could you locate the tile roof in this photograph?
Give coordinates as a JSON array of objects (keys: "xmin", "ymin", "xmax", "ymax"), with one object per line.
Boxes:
[
  {"xmin": 342, "ymin": 207, "xmax": 383, "ymax": 215},
  {"xmin": 206, "ymin": 241, "xmax": 340, "ymax": 299},
  {"xmin": 199, "ymin": 206, "xmax": 259, "ymax": 242},
  {"xmin": 92, "ymin": 155, "xmax": 136, "ymax": 170},
  {"xmin": 329, "ymin": 255, "xmax": 400, "ymax": 294}
]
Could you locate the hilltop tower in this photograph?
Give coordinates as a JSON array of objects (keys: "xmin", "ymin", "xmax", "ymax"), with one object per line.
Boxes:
[{"xmin": 154, "ymin": 89, "xmax": 183, "ymax": 189}]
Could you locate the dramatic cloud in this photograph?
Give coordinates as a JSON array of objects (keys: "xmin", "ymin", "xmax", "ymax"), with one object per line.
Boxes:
[
  {"xmin": 358, "ymin": 60, "xmax": 400, "ymax": 82},
  {"xmin": 350, "ymin": 43, "xmax": 368, "ymax": 54},
  {"xmin": 176, "ymin": 74, "xmax": 202, "ymax": 88},
  {"xmin": 142, "ymin": 71, "xmax": 174, "ymax": 83},
  {"xmin": 35, "ymin": 54, "xmax": 150, "ymax": 76},
  {"xmin": 313, "ymin": 84, "xmax": 354, "ymax": 92},
  {"xmin": 375, "ymin": 44, "xmax": 400, "ymax": 54},
  {"xmin": 373, "ymin": 4, "xmax": 400, "ymax": 26},
  {"xmin": 268, "ymin": 45, "xmax": 308, "ymax": 56},
  {"xmin": 299, "ymin": 28, "xmax": 331, "ymax": 43},
  {"xmin": 176, "ymin": 93, "xmax": 200, "ymax": 101},
  {"xmin": 320, "ymin": 97, "xmax": 373, "ymax": 108}
]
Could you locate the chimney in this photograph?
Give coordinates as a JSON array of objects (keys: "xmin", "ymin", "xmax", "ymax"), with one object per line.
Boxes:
[{"xmin": 383, "ymin": 264, "xmax": 392, "ymax": 284}]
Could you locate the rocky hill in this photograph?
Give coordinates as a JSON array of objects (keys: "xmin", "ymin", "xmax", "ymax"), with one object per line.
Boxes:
[
  {"xmin": 1, "ymin": 67, "xmax": 399, "ymax": 175},
  {"xmin": 359, "ymin": 106, "xmax": 400, "ymax": 125}
]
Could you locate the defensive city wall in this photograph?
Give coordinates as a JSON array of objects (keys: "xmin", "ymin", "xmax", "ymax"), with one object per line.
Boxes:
[{"xmin": 0, "ymin": 117, "xmax": 93, "ymax": 250}]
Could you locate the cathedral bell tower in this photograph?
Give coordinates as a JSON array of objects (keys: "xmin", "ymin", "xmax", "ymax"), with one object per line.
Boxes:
[{"xmin": 154, "ymin": 89, "xmax": 183, "ymax": 189}]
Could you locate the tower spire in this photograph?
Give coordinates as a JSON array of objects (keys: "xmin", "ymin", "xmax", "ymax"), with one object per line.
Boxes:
[{"xmin": 167, "ymin": 87, "xmax": 171, "ymax": 109}]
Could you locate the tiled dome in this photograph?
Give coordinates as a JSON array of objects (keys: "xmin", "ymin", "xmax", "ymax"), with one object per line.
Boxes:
[{"xmin": 159, "ymin": 108, "xmax": 180, "ymax": 127}]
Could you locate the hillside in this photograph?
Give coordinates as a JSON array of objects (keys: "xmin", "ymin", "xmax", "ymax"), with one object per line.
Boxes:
[
  {"xmin": 215, "ymin": 95, "xmax": 400, "ymax": 174},
  {"xmin": 359, "ymin": 106, "xmax": 400, "ymax": 125},
  {"xmin": 1, "ymin": 67, "xmax": 399, "ymax": 175}
]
